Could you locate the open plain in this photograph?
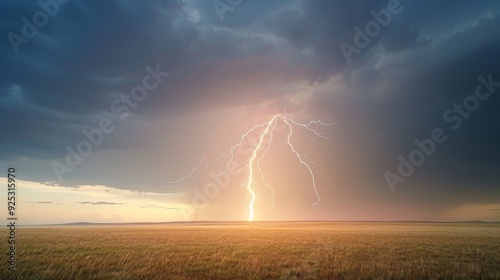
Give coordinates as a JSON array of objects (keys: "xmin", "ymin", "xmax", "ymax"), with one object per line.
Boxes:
[{"xmin": 1, "ymin": 222, "xmax": 499, "ymax": 279}]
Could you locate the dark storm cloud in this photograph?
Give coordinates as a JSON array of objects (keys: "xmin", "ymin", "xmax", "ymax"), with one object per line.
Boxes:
[
  {"xmin": 186, "ymin": 0, "xmax": 293, "ymax": 27},
  {"xmin": 0, "ymin": 0, "xmax": 184, "ymax": 159},
  {"xmin": 267, "ymin": 0, "xmax": 391, "ymax": 81},
  {"xmin": 267, "ymin": 0, "xmax": 500, "ymax": 80},
  {"xmin": 306, "ymin": 5, "xmax": 500, "ymax": 203},
  {"xmin": 0, "ymin": 0, "xmax": 301, "ymax": 160},
  {"xmin": 1, "ymin": 0, "xmax": 499, "ymax": 208}
]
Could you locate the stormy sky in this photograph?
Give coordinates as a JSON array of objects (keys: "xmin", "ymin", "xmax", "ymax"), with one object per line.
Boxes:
[{"xmin": 1, "ymin": 0, "xmax": 499, "ymax": 223}]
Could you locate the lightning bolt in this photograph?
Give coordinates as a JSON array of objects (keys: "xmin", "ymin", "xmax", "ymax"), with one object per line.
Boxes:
[
  {"xmin": 164, "ymin": 114, "xmax": 337, "ymax": 221},
  {"xmin": 244, "ymin": 115, "xmax": 279, "ymax": 221},
  {"xmin": 256, "ymin": 118, "xmax": 278, "ymax": 213}
]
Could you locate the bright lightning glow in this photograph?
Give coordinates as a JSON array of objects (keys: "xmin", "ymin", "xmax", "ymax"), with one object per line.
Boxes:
[
  {"xmin": 244, "ymin": 115, "xmax": 279, "ymax": 221},
  {"xmin": 256, "ymin": 118, "xmax": 278, "ymax": 213},
  {"xmin": 164, "ymin": 114, "xmax": 337, "ymax": 221}
]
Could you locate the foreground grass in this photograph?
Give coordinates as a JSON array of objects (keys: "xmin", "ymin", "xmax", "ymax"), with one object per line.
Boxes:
[{"xmin": 1, "ymin": 222, "xmax": 499, "ymax": 279}]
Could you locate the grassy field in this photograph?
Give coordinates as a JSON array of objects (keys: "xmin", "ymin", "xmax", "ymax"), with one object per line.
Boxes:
[{"xmin": 1, "ymin": 222, "xmax": 499, "ymax": 279}]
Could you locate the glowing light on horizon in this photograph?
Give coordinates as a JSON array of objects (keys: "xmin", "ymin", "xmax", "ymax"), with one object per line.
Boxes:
[{"xmin": 164, "ymin": 114, "xmax": 337, "ymax": 221}]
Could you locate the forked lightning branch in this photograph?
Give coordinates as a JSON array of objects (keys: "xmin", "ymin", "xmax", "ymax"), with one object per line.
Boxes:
[{"xmin": 165, "ymin": 114, "xmax": 337, "ymax": 221}]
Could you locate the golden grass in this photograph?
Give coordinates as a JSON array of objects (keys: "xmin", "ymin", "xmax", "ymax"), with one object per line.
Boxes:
[{"xmin": 1, "ymin": 222, "xmax": 499, "ymax": 279}]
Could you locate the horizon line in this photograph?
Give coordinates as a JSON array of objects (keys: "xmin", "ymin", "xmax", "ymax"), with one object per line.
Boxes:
[{"xmin": 16, "ymin": 219, "xmax": 500, "ymax": 227}]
